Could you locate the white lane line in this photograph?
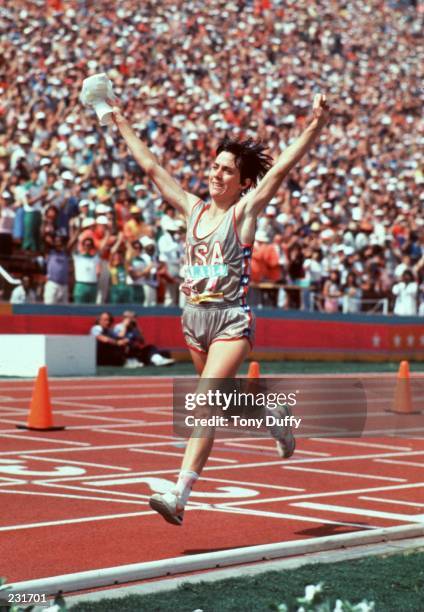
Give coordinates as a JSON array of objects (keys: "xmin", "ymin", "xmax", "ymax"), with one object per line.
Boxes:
[
  {"xmin": 0, "ymin": 510, "xmax": 156, "ymax": 532},
  {"xmin": 0, "ymin": 476, "xmax": 26, "ymax": 486},
  {"xmin": 34, "ymin": 470, "xmax": 156, "ymax": 484},
  {"xmin": 359, "ymin": 496, "xmax": 424, "ymax": 509},
  {"xmin": 140, "ymin": 408, "xmax": 172, "ymax": 413},
  {"xmin": 115, "ymin": 431, "xmax": 177, "ymax": 440},
  {"xmin": 0, "ymin": 408, "xmax": 28, "ymax": 414},
  {"xmin": 292, "ymin": 501, "xmax": 424, "ymax": 523},
  {"xmin": 374, "ymin": 459, "xmax": 424, "ymax": 469},
  {"xmin": 52, "ymin": 385, "xmax": 171, "ymax": 392},
  {"xmin": 23, "ymin": 448, "xmax": 422, "ymax": 475},
  {"xmin": 0, "ymin": 440, "xmax": 181, "ymax": 457},
  {"xmin": 360, "ymin": 427, "xmax": 424, "ymax": 436},
  {"xmin": 0, "ymin": 432, "xmax": 90, "ymax": 446},
  {"xmin": 202, "ymin": 449, "xmax": 424, "ymax": 470},
  {"xmin": 218, "ymin": 482, "xmax": 424, "ymax": 508},
  {"xmin": 129, "ymin": 448, "xmax": 237, "ymax": 463},
  {"xmin": 283, "ymin": 466, "xmax": 407, "ymax": 483},
  {"xmin": 128, "ymin": 448, "xmax": 184, "ymax": 459},
  {"xmin": 55, "ymin": 402, "xmax": 118, "ymax": 410},
  {"xmin": 32, "ymin": 481, "xmax": 150, "ymax": 501},
  {"xmin": 0, "ymin": 382, "xmax": 171, "ymax": 391},
  {"xmin": 106, "ymin": 407, "xmax": 172, "ymax": 414},
  {"xmin": 1, "ymin": 443, "xmax": 423, "ymax": 471},
  {"xmin": 63, "ymin": 421, "xmax": 169, "ymax": 431},
  {"xmin": 19, "ymin": 455, "xmax": 132, "ymax": 471},
  {"xmin": 290, "ymin": 450, "xmax": 332, "ymax": 457},
  {"xmin": 61, "ymin": 413, "xmax": 147, "ymax": 424},
  {"xmin": 0, "ymin": 488, "xmax": 145, "ymax": 505},
  {"xmin": 209, "ymin": 505, "xmax": 375, "ymax": 529},
  {"xmin": 222, "ymin": 441, "xmax": 330, "ymax": 456},
  {"xmin": 92, "ymin": 426, "xmax": 174, "ymax": 436},
  {"xmin": 310, "ymin": 438, "xmax": 413, "ymax": 452},
  {"xmin": 55, "ymin": 393, "xmax": 171, "ymax": 400},
  {"xmin": 201, "ymin": 476, "xmax": 304, "ymax": 492},
  {"xmin": 0, "ymin": 422, "xmax": 146, "ymax": 433}
]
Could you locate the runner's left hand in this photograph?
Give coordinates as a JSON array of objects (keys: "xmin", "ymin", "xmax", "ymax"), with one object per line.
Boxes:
[{"xmin": 311, "ymin": 94, "xmax": 330, "ymax": 129}]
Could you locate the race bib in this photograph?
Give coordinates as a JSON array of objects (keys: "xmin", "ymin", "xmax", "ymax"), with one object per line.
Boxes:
[{"xmin": 187, "ymin": 264, "xmax": 228, "ymax": 280}]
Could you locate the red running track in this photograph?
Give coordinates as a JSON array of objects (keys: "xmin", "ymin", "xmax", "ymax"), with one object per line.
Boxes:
[{"xmin": 0, "ymin": 376, "xmax": 423, "ymax": 584}]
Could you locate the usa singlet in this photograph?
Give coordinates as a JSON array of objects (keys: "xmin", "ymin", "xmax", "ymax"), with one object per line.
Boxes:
[
  {"xmin": 181, "ymin": 201, "xmax": 252, "ymax": 306},
  {"xmin": 180, "ymin": 201, "xmax": 255, "ymax": 353}
]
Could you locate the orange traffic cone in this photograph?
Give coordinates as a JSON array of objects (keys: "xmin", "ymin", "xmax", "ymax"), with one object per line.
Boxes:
[
  {"xmin": 17, "ymin": 367, "xmax": 64, "ymax": 431},
  {"xmin": 248, "ymin": 361, "xmax": 260, "ymax": 379},
  {"xmin": 391, "ymin": 361, "xmax": 417, "ymax": 415}
]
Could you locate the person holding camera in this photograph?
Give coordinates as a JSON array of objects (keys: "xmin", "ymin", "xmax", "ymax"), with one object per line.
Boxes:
[{"xmin": 113, "ymin": 311, "xmax": 174, "ymax": 367}]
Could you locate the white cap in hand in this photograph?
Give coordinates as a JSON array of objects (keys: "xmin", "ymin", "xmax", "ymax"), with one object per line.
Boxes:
[{"xmin": 80, "ymin": 73, "xmax": 117, "ymax": 126}]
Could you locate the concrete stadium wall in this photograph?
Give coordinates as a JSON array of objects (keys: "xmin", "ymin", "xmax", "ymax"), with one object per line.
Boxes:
[{"xmin": 0, "ymin": 304, "xmax": 423, "ymax": 361}]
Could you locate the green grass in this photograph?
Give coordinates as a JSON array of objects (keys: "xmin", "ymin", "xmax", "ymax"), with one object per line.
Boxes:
[{"xmin": 68, "ymin": 549, "xmax": 424, "ymax": 611}]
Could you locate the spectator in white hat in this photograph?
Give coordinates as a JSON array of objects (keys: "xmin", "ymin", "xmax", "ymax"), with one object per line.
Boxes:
[
  {"xmin": 158, "ymin": 214, "xmax": 184, "ymax": 305},
  {"xmin": 137, "ymin": 236, "xmax": 159, "ymax": 306},
  {"xmin": 10, "ymin": 136, "xmax": 35, "ymax": 172},
  {"xmin": 0, "ymin": 191, "xmax": 16, "ymax": 256},
  {"xmin": 69, "ymin": 199, "xmax": 94, "ymax": 234}
]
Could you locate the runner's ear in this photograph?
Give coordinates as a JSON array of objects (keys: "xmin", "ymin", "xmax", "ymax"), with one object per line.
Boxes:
[{"xmin": 241, "ymin": 178, "xmax": 252, "ymax": 191}]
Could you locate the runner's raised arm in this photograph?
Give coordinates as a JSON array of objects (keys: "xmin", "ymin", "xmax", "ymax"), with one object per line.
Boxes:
[
  {"xmin": 112, "ymin": 108, "xmax": 199, "ymax": 217},
  {"xmin": 241, "ymin": 94, "xmax": 330, "ymax": 218}
]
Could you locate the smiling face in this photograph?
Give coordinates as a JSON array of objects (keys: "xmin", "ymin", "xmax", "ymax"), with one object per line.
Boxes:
[{"xmin": 209, "ymin": 151, "xmax": 248, "ymax": 206}]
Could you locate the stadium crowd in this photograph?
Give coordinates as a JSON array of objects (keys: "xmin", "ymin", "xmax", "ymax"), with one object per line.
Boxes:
[{"xmin": 0, "ymin": 0, "xmax": 422, "ymax": 315}]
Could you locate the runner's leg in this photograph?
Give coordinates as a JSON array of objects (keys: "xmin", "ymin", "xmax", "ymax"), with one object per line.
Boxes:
[
  {"xmin": 149, "ymin": 339, "xmax": 250, "ymax": 524},
  {"xmin": 188, "ymin": 348, "xmax": 207, "ymax": 375},
  {"xmin": 180, "ymin": 339, "xmax": 250, "ymax": 479}
]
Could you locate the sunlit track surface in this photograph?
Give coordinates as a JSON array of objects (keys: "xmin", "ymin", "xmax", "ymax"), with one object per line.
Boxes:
[{"xmin": 0, "ymin": 376, "xmax": 423, "ymax": 584}]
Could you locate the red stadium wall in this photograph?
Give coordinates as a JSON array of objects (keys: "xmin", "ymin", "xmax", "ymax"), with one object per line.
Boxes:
[{"xmin": 0, "ymin": 305, "xmax": 423, "ymax": 361}]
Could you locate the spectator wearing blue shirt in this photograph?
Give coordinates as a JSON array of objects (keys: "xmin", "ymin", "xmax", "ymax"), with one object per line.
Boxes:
[{"xmin": 43, "ymin": 235, "xmax": 70, "ymax": 304}]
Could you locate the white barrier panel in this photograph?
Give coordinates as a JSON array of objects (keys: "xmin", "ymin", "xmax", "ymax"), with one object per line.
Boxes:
[{"xmin": 0, "ymin": 335, "xmax": 96, "ymax": 377}]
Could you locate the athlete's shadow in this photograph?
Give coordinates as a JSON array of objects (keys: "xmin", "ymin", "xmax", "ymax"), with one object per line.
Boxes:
[{"xmin": 295, "ymin": 522, "xmax": 369, "ymax": 538}]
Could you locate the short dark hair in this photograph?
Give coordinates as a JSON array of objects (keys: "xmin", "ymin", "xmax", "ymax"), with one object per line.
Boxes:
[
  {"xmin": 216, "ymin": 137, "xmax": 273, "ymax": 190},
  {"xmin": 97, "ymin": 312, "xmax": 113, "ymax": 324},
  {"xmin": 402, "ymin": 269, "xmax": 415, "ymax": 283}
]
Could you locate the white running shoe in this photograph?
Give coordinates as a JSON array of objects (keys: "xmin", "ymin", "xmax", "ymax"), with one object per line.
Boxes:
[
  {"xmin": 266, "ymin": 404, "xmax": 296, "ymax": 459},
  {"xmin": 149, "ymin": 491, "xmax": 184, "ymax": 526},
  {"xmin": 124, "ymin": 358, "xmax": 138, "ymax": 369},
  {"xmin": 150, "ymin": 353, "xmax": 175, "ymax": 367}
]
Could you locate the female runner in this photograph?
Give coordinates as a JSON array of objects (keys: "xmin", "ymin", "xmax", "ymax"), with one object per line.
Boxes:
[{"xmin": 113, "ymin": 93, "xmax": 330, "ymax": 524}]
